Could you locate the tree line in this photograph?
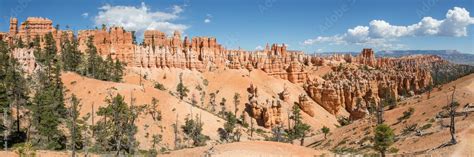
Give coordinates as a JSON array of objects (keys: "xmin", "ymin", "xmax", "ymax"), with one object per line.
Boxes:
[{"xmin": 0, "ymin": 33, "xmax": 140, "ymax": 156}]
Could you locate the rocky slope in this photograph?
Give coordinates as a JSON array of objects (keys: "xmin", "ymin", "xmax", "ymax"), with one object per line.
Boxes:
[{"xmin": 306, "ymin": 73, "xmax": 474, "ymax": 156}]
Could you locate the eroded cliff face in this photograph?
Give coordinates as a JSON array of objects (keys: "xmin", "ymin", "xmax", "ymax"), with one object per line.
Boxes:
[
  {"xmin": 304, "ymin": 49, "xmax": 438, "ymax": 120},
  {"xmin": 245, "ymin": 84, "xmax": 283, "ymax": 128},
  {"xmin": 5, "ymin": 17, "xmax": 469, "ymax": 124}
]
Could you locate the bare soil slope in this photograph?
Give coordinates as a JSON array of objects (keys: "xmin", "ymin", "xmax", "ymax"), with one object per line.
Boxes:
[
  {"xmin": 160, "ymin": 141, "xmax": 332, "ymax": 157},
  {"xmin": 307, "ymin": 73, "xmax": 474, "ymax": 156}
]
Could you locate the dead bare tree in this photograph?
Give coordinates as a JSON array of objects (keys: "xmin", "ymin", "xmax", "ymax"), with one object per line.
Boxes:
[
  {"xmin": 174, "ymin": 114, "xmax": 179, "ymax": 150},
  {"xmin": 449, "ymin": 86, "xmax": 457, "ymax": 144}
]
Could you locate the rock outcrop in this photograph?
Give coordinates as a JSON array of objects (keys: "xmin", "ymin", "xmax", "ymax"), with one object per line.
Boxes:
[
  {"xmin": 304, "ymin": 50, "xmax": 436, "ymax": 120},
  {"xmin": 77, "ymin": 27, "xmax": 134, "ymax": 63},
  {"xmin": 297, "ymin": 94, "xmax": 315, "ymax": 117},
  {"xmin": 6, "ymin": 17, "xmax": 73, "ymax": 50},
  {"xmin": 2, "ymin": 17, "xmax": 310, "ymax": 83},
  {"xmin": 246, "ymin": 84, "xmax": 283, "ymax": 128}
]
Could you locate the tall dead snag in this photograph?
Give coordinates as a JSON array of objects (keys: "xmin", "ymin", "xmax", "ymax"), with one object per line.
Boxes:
[{"xmin": 449, "ymin": 86, "xmax": 457, "ymax": 144}]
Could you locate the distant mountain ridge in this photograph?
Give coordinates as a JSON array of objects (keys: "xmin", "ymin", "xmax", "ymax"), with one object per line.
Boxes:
[
  {"xmin": 314, "ymin": 50, "xmax": 474, "ymax": 65},
  {"xmin": 377, "ymin": 50, "xmax": 474, "ymax": 65}
]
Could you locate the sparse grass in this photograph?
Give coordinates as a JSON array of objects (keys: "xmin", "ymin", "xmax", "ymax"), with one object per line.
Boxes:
[
  {"xmin": 203, "ymin": 79, "xmax": 209, "ymax": 86},
  {"xmin": 154, "ymin": 82, "xmax": 166, "ymax": 90},
  {"xmin": 388, "ymin": 147, "xmax": 399, "ymax": 153},
  {"xmin": 359, "ymin": 136, "xmax": 372, "ymax": 144},
  {"xmin": 335, "ymin": 137, "xmax": 348, "ymax": 147},
  {"xmin": 402, "ymin": 124, "xmax": 417, "ymax": 135},
  {"xmin": 429, "ymin": 118, "xmax": 435, "ymax": 123},
  {"xmin": 420, "ymin": 123, "xmax": 432, "ymax": 130},
  {"xmin": 332, "ymin": 146, "xmax": 357, "ymax": 154},
  {"xmin": 398, "ymin": 107, "xmax": 415, "ymax": 122}
]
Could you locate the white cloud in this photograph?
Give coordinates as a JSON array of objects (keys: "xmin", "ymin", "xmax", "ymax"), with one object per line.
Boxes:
[
  {"xmin": 82, "ymin": 12, "xmax": 89, "ymax": 18},
  {"xmin": 171, "ymin": 5, "xmax": 183, "ymax": 14},
  {"xmin": 304, "ymin": 7, "xmax": 474, "ymax": 49},
  {"xmin": 94, "ymin": 2, "xmax": 189, "ymax": 37},
  {"xmin": 204, "ymin": 14, "xmax": 212, "ymax": 24},
  {"xmin": 255, "ymin": 45, "xmax": 264, "ymax": 50}
]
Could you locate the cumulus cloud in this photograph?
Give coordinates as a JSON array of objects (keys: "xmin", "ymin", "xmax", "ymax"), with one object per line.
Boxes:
[
  {"xmin": 82, "ymin": 12, "xmax": 89, "ymax": 18},
  {"xmin": 204, "ymin": 14, "xmax": 212, "ymax": 23},
  {"xmin": 94, "ymin": 2, "xmax": 189, "ymax": 37},
  {"xmin": 255, "ymin": 45, "xmax": 264, "ymax": 50},
  {"xmin": 304, "ymin": 7, "xmax": 474, "ymax": 49}
]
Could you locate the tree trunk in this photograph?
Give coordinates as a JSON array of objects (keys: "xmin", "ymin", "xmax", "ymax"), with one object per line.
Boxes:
[
  {"xmin": 72, "ymin": 101, "xmax": 76, "ymax": 157},
  {"xmin": 380, "ymin": 150, "xmax": 386, "ymax": 157},
  {"xmin": 3, "ymin": 108, "xmax": 8, "ymax": 151},
  {"xmin": 300, "ymin": 136, "xmax": 304, "ymax": 146},
  {"xmin": 15, "ymin": 94, "xmax": 20, "ymax": 133},
  {"xmin": 250, "ymin": 119, "xmax": 253, "ymax": 138},
  {"xmin": 450, "ymin": 86, "xmax": 457, "ymax": 144}
]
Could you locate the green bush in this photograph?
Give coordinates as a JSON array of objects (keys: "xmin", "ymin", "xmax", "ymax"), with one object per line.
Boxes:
[
  {"xmin": 154, "ymin": 82, "xmax": 166, "ymax": 90},
  {"xmin": 388, "ymin": 147, "xmax": 399, "ymax": 153},
  {"xmin": 397, "ymin": 107, "xmax": 415, "ymax": 121},
  {"xmin": 420, "ymin": 123, "xmax": 432, "ymax": 130}
]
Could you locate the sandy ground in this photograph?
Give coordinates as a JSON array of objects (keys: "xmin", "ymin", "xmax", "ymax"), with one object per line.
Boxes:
[
  {"xmin": 160, "ymin": 141, "xmax": 332, "ymax": 157},
  {"xmin": 306, "ymin": 73, "xmax": 474, "ymax": 156},
  {"xmin": 60, "ymin": 67, "xmax": 338, "ymax": 150}
]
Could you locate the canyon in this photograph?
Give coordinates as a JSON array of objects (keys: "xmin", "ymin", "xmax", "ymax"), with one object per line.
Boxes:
[
  {"xmin": 1, "ymin": 17, "xmax": 441, "ymax": 123},
  {"xmin": 1, "ymin": 17, "xmax": 473, "ymax": 157}
]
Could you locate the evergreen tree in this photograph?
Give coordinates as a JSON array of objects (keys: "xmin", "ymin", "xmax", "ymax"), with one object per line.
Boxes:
[
  {"xmin": 0, "ymin": 40, "xmax": 29, "ymax": 136},
  {"xmin": 181, "ymin": 115, "xmax": 209, "ymax": 147},
  {"xmin": 151, "ymin": 134, "xmax": 162, "ymax": 150},
  {"xmin": 321, "ymin": 126, "xmax": 330, "ymax": 139},
  {"xmin": 84, "ymin": 36, "xmax": 99, "ymax": 78},
  {"xmin": 233, "ymin": 93, "xmax": 240, "ymax": 116},
  {"xmin": 219, "ymin": 112, "xmax": 237, "ymax": 142},
  {"xmin": 112, "ymin": 59, "xmax": 124, "ymax": 82},
  {"xmin": 219, "ymin": 98, "xmax": 227, "ymax": 117},
  {"xmin": 93, "ymin": 93, "xmax": 142, "ymax": 155},
  {"xmin": 147, "ymin": 97, "xmax": 161, "ymax": 122},
  {"xmin": 373, "ymin": 124, "xmax": 395, "ymax": 157},
  {"xmin": 61, "ymin": 36, "xmax": 82, "ymax": 72},
  {"xmin": 16, "ymin": 38, "xmax": 24, "ymax": 48},
  {"xmin": 271, "ymin": 124, "xmax": 285, "ymax": 142},
  {"xmin": 209, "ymin": 93, "xmax": 216, "ymax": 112},
  {"xmin": 31, "ymin": 33, "xmax": 67, "ymax": 150},
  {"xmin": 67, "ymin": 94, "xmax": 84, "ymax": 156},
  {"xmin": 287, "ymin": 104, "xmax": 311, "ymax": 146},
  {"xmin": 176, "ymin": 73, "xmax": 189, "ymax": 100}
]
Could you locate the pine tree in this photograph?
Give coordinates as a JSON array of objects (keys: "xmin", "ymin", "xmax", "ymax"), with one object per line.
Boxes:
[
  {"xmin": 321, "ymin": 126, "xmax": 330, "ymax": 139},
  {"xmin": 219, "ymin": 98, "xmax": 227, "ymax": 117},
  {"xmin": 181, "ymin": 115, "xmax": 209, "ymax": 147},
  {"xmin": 0, "ymin": 40, "xmax": 29, "ymax": 136},
  {"xmin": 16, "ymin": 37, "xmax": 24, "ymax": 48},
  {"xmin": 287, "ymin": 104, "xmax": 311, "ymax": 146},
  {"xmin": 31, "ymin": 33, "xmax": 67, "ymax": 150},
  {"xmin": 61, "ymin": 36, "xmax": 82, "ymax": 72},
  {"xmin": 373, "ymin": 124, "xmax": 395, "ymax": 157},
  {"xmin": 271, "ymin": 124, "xmax": 285, "ymax": 142},
  {"xmin": 220, "ymin": 112, "xmax": 237, "ymax": 142},
  {"xmin": 147, "ymin": 97, "xmax": 161, "ymax": 121},
  {"xmin": 176, "ymin": 73, "xmax": 189, "ymax": 100},
  {"xmin": 233, "ymin": 93, "xmax": 240, "ymax": 116},
  {"xmin": 209, "ymin": 93, "xmax": 216, "ymax": 112},
  {"xmin": 67, "ymin": 94, "xmax": 84, "ymax": 156},
  {"xmin": 112, "ymin": 59, "xmax": 124, "ymax": 82},
  {"xmin": 151, "ymin": 134, "xmax": 162, "ymax": 149},
  {"xmin": 94, "ymin": 93, "xmax": 142, "ymax": 155},
  {"xmin": 85, "ymin": 36, "xmax": 99, "ymax": 78}
]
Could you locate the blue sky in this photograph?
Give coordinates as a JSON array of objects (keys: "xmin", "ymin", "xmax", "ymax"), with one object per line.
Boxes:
[{"xmin": 1, "ymin": 0, "xmax": 473, "ymax": 53}]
